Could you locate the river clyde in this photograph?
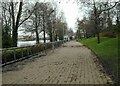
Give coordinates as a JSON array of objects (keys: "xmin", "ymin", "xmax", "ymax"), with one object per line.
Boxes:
[{"xmin": 17, "ymin": 40, "xmax": 50, "ymax": 47}]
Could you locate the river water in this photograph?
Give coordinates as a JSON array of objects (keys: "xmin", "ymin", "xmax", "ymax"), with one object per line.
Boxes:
[{"xmin": 17, "ymin": 40, "xmax": 50, "ymax": 47}]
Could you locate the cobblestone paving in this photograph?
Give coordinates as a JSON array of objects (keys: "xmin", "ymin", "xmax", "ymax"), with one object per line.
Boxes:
[{"xmin": 2, "ymin": 41, "xmax": 113, "ymax": 84}]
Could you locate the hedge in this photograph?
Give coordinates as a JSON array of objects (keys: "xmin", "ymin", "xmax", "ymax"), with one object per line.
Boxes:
[
  {"xmin": 2, "ymin": 41, "xmax": 65, "ymax": 64},
  {"xmin": 2, "ymin": 44, "xmax": 46, "ymax": 64}
]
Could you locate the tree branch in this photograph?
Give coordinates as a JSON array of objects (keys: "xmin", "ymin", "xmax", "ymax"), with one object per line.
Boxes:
[
  {"xmin": 10, "ymin": 0, "xmax": 15, "ymax": 30},
  {"xmin": 18, "ymin": 3, "xmax": 37, "ymax": 27},
  {"xmin": 99, "ymin": 2, "xmax": 118, "ymax": 14},
  {"xmin": 15, "ymin": 0, "xmax": 23, "ymax": 29}
]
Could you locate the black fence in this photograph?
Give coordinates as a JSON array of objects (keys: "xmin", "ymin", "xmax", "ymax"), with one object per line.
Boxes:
[{"xmin": 1, "ymin": 40, "xmax": 67, "ymax": 66}]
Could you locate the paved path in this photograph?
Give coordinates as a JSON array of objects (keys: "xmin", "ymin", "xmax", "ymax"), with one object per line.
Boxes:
[{"xmin": 2, "ymin": 41, "xmax": 113, "ymax": 84}]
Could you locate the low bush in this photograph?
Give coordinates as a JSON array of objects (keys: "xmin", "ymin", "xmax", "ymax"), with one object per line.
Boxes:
[
  {"xmin": 46, "ymin": 43, "xmax": 52, "ymax": 49},
  {"xmin": 2, "ymin": 41, "xmax": 64, "ymax": 64},
  {"xmin": 2, "ymin": 48, "xmax": 28, "ymax": 63},
  {"xmin": 100, "ymin": 31, "xmax": 116, "ymax": 38},
  {"xmin": 2, "ymin": 34, "xmax": 12, "ymax": 48},
  {"xmin": 2, "ymin": 44, "xmax": 46, "ymax": 64},
  {"xmin": 2, "ymin": 50, "xmax": 14, "ymax": 63}
]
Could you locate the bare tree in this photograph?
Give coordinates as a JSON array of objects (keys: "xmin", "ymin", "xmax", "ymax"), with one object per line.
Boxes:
[
  {"xmin": 9, "ymin": 0, "xmax": 37, "ymax": 47},
  {"xmin": 22, "ymin": 2, "xmax": 56, "ymax": 43},
  {"xmin": 1, "ymin": 2, "xmax": 13, "ymax": 48},
  {"xmin": 77, "ymin": 0, "xmax": 118, "ymax": 43},
  {"xmin": 55, "ymin": 18, "xmax": 68, "ymax": 40}
]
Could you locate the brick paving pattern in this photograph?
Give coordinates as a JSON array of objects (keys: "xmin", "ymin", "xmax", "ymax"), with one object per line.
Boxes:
[{"xmin": 2, "ymin": 41, "xmax": 113, "ymax": 84}]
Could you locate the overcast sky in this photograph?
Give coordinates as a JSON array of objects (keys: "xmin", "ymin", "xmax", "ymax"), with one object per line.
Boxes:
[
  {"xmin": 54, "ymin": 0, "xmax": 84, "ymax": 32},
  {"xmin": 56, "ymin": 0, "xmax": 83, "ymax": 32},
  {"xmin": 37, "ymin": 0, "xmax": 85, "ymax": 32}
]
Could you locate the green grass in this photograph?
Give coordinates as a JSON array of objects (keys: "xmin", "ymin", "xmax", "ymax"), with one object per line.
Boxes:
[{"xmin": 80, "ymin": 37, "xmax": 119, "ymax": 72}]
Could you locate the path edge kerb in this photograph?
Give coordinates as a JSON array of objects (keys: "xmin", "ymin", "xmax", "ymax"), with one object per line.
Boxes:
[{"xmin": 82, "ymin": 44, "xmax": 118, "ymax": 84}]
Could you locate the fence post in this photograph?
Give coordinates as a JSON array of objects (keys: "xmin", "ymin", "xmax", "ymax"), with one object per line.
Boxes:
[
  {"xmin": 44, "ymin": 43, "xmax": 46, "ymax": 54},
  {"xmin": 3, "ymin": 49, "xmax": 7, "ymax": 64},
  {"xmin": 52, "ymin": 42, "xmax": 54, "ymax": 52},
  {"xmin": 21, "ymin": 48, "xmax": 23, "ymax": 58},
  {"xmin": 26, "ymin": 47, "xmax": 29, "ymax": 56},
  {"xmin": 13, "ymin": 48, "xmax": 16, "ymax": 60},
  {"xmin": 30, "ymin": 46, "xmax": 32, "ymax": 54}
]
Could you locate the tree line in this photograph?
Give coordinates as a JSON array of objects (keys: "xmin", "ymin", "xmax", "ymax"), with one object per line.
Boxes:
[
  {"xmin": 1, "ymin": 0, "xmax": 68, "ymax": 48},
  {"xmin": 76, "ymin": 0, "xmax": 120, "ymax": 43}
]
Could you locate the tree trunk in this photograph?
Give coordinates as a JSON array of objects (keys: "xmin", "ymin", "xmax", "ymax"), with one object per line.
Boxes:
[
  {"xmin": 78, "ymin": 29, "xmax": 81, "ymax": 39},
  {"xmin": 49, "ymin": 32, "xmax": 52, "ymax": 42},
  {"xmin": 11, "ymin": 1, "xmax": 16, "ymax": 47},
  {"xmin": 43, "ymin": 15, "xmax": 46, "ymax": 43},
  {"xmin": 55, "ymin": 34, "xmax": 57, "ymax": 41},
  {"xmin": 97, "ymin": 33, "xmax": 100, "ymax": 44},
  {"xmin": 11, "ymin": 0, "xmax": 23, "ymax": 47},
  {"xmin": 116, "ymin": 16, "xmax": 119, "ymax": 25},
  {"xmin": 107, "ymin": 10, "xmax": 112, "ymax": 31},
  {"xmin": 35, "ymin": 10, "xmax": 39, "ymax": 44},
  {"xmin": 94, "ymin": 2, "xmax": 100, "ymax": 44},
  {"xmin": 12, "ymin": 29, "xmax": 18, "ymax": 47},
  {"xmin": 43, "ymin": 29, "xmax": 46, "ymax": 43},
  {"xmin": 35, "ymin": 19, "xmax": 39, "ymax": 44},
  {"xmin": 35, "ymin": 26, "xmax": 39, "ymax": 44}
]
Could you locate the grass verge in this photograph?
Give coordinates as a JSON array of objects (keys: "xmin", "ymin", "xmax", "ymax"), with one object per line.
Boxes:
[{"xmin": 79, "ymin": 37, "xmax": 119, "ymax": 82}]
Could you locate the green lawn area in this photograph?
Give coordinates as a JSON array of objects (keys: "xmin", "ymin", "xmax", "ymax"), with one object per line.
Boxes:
[{"xmin": 79, "ymin": 37, "xmax": 119, "ymax": 72}]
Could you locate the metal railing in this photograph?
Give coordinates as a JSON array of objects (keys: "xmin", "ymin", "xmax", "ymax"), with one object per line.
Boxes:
[{"xmin": 1, "ymin": 40, "xmax": 67, "ymax": 66}]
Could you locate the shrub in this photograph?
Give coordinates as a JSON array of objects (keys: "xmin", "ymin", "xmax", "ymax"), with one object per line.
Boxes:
[
  {"xmin": 46, "ymin": 43, "xmax": 52, "ymax": 49},
  {"xmin": 100, "ymin": 31, "xmax": 116, "ymax": 38},
  {"xmin": 2, "ymin": 50, "xmax": 14, "ymax": 63},
  {"xmin": 112, "ymin": 24, "xmax": 120, "ymax": 34},
  {"xmin": 2, "ymin": 48, "xmax": 28, "ymax": 63},
  {"xmin": 2, "ymin": 34, "xmax": 12, "ymax": 48},
  {"xmin": 40, "ymin": 44, "xmax": 45, "ymax": 51},
  {"xmin": 16, "ymin": 49, "xmax": 22, "ymax": 59},
  {"xmin": 2, "ymin": 41, "xmax": 63, "ymax": 64}
]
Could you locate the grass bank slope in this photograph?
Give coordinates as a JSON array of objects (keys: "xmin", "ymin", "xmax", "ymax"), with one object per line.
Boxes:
[{"xmin": 80, "ymin": 37, "xmax": 119, "ymax": 73}]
